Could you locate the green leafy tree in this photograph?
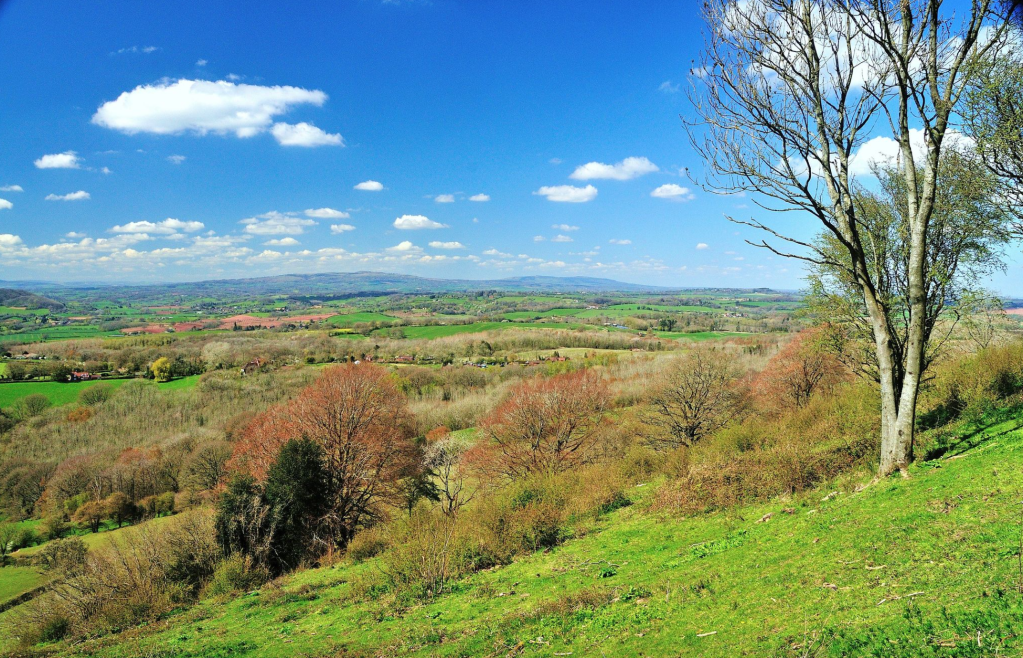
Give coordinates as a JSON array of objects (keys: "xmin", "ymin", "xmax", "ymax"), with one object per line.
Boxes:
[{"xmin": 263, "ymin": 439, "xmax": 329, "ymax": 572}]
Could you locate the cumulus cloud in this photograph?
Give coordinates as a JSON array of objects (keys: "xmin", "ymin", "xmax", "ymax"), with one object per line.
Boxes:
[
  {"xmin": 533, "ymin": 184, "xmax": 598, "ymax": 203},
  {"xmin": 609, "ymin": 239, "xmax": 632, "ymax": 245},
  {"xmin": 111, "ymin": 218, "xmax": 204, "ymax": 234},
  {"xmin": 552, "ymin": 224, "xmax": 579, "ymax": 231},
  {"xmin": 196, "ymin": 59, "xmax": 208, "ymax": 66},
  {"xmin": 386, "ymin": 240, "xmax": 418, "ymax": 252},
  {"xmin": 696, "ymin": 243, "xmax": 709, "ymax": 250},
  {"xmin": 271, "ymin": 122, "xmax": 343, "ymax": 147},
  {"xmin": 434, "ymin": 194, "xmax": 455, "ymax": 203},
  {"xmin": 0, "ymin": 234, "xmax": 24, "ymax": 248},
  {"xmin": 0, "ymin": 185, "xmax": 23, "ymax": 192},
  {"xmin": 651, "ymin": 183, "xmax": 695, "ymax": 200},
  {"xmin": 469, "ymin": 193, "xmax": 490, "ymax": 202},
  {"xmin": 167, "ymin": 155, "xmax": 186, "ymax": 164},
  {"xmin": 354, "ymin": 180, "xmax": 384, "ymax": 191},
  {"xmin": 330, "ymin": 224, "xmax": 356, "ymax": 233},
  {"xmin": 305, "ymin": 207, "xmax": 350, "ymax": 219},
  {"xmin": 45, "ymin": 191, "xmax": 90, "ymax": 201},
  {"xmin": 264, "ymin": 237, "xmax": 299, "ymax": 246},
  {"xmin": 551, "ymin": 234, "xmax": 574, "ymax": 243},
  {"xmin": 483, "ymin": 248, "xmax": 512, "ymax": 257},
  {"xmin": 65, "ymin": 232, "xmax": 87, "ymax": 239},
  {"xmin": 35, "ymin": 151, "xmax": 82, "ymax": 169},
  {"xmin": 92, "ymin": 79, "xmax": 333, "ymax": 142},
  {"xmin": 533, "ymin": 236, "xmax": 546, "ymax": 242},
  {"xmin": 429, "ymin": 241, "xmax": 465, "ymax": 249},
  {"xmin": 659, "ymin": 80, "xmax": 680, "ymax": 93},
  {"xmin": 570, "ymin": 156, "xmax": 658, "ymax": 181},
  {"xmin": 393, "ymin": 214, "xmax": 448, "ymax": 230},
  {"xmin": 113, "ymin": 46, "xmax": 158, "ymax": 55},
  {"xmin": 0, "ymin": 199, "xmax": 11, "ymax": 210},
  {"xmin": 240, "ymin": 211, "xmax": 316, "ymax": 235},
  {"xmin": 847, "ymin": 128, "xmax": 973, "ymax": 177}
]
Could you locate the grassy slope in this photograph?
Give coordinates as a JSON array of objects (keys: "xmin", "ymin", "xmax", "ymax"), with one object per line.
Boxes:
[
  {"xmin": 65, "ymin": 411, "xmax": 1023, "ymax": 658},
  {"xmin": 0, "ymin": 375, "xmax": 202, "ymax": 408},
  {"xmin": 0, "ymin": 567, "xmax": 45, "ymax": 605}
]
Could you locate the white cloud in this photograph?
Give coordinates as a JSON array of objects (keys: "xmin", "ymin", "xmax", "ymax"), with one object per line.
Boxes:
[
  {"xmin": 609, "ymin": 239, "xmax": 632, "ymax": 245},
  {"xmin": 549, "ymin": 158, "xmax": 562, "ymax": 165},
  {"xmin": 659, "ymin": 80, "xmax": 680, "ymax": 93},
  {"xmin": 387, "ymin": 240, "xmax": 418, "ymax": 252},
  {"xmin": 551, "ymin": 234, "xmax": 574, "ymax": 243},
  {"xmin": 112, "ymin": 218, "xmax": 204, "ymax": 234},
  {"xmin": 240, "ymin": 211, "xmax": 316, "ymax": 235},
  {"xmin": 570, "ymin": 156, "xmax": 658, "ymax": 181},
  {"xmin": 469, "ymin": 193, "xmax": 490, "ymax": 202},
  {"xmin": 330, "ymin": 224, "xmax": 356, "ymax": 234},
  {"xmin": 429, "ymin": 241, "xmax": 465, "ymax": 249},
  {"xmin": 393, "ymin": 214, "xmax": 448, "ymax": 230},
  {"xmin": 533, "ymin": 235, "xmax": 545, "ymax": 242},
  {"xmin": 0, "ymin": 185, "xmax": 23, "ymax": 192},
  {"xmin": 92, "ymin": 79, "xmax": 330, "ymax": 141},
  {"xmin": 696, "ymin": 243, "xmax": 709, "ymax": 250},
  {"xmin": 552, "ymin": 224, "xmax": 579, "ymax": 231},
  {"xmin": 0, "ymin": 199, "xmax": 11, "ymax": 210},
  {"xmin": 483, "ymin": 248, "xmax": 513, "ymax": 257},
  {"xmin": 45, "ymin": 191, "xmax": 90, "ymax": 201},
  {"xmin": 167, "ymin": 154, "xmax": 186, "ymax": 164},
  {"xmin": 264, "ymin": 237, "xmax": 299, "ymax": 246},
  {"xmin": 35, "ymin": 151, "xmax": 82, "ymax": 169},
  {"xmin": 435, "ymin": 194, "xmax": 455, "ymax": 203},
  {"xmin": 305, "ymin": 207, "xmax": 350, "ymax": 219},
  {"xmin": 847, "ymin": 128, "xmax": 973, "ymax": 177},
  {"xmin": 0, "ymin": 234, "xmax": 24, "ymax": 248},
  {"xmin": 271, "ymin": 122, "xmax": 343, "ymax": 147},
  {"xmin": 196, "ymin": 59, "xmax": 208, "ymax": 66},
  {"xmin": 533, "ymin": 184, "xmax": 598, "ymax": 203},
  {"xmin": 65, "ymin": 232, "xmax": 87, "ymax": 239},
  {"xmin": 651, "ymin": 183, "xmax": 695, "ymax": 200},
  {"xmin": 354, "ymin": 180, "xmax": 384, "ymax": 191},
  {"xmin": 113, "ymin": 46, "xmax": 158, "ymax": 55}
]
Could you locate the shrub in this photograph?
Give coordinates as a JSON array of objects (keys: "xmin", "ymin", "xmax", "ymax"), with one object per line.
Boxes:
[
  {"xmin": 36, "ymin": 537, "xmax": 87, "ymax": 573},
  {"xmin": 17, "ymin": 394, "xmax": 51, "ymax": 419},
  {"xmin": 78, "ymin": 383, "xmax": 114, "ymax": 406},
  {"xmin": 205, "ymin": 555, "xmax": 270, "ymax": 597},
  {"xmin": 347, "ymin": 526, "xmax": 391, "ymax": 562}
]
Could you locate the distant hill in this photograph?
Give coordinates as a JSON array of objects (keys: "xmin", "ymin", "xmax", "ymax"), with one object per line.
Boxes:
[{"xmin": 0, "ymin": 288, "xmax": 65, "ymax": 311}]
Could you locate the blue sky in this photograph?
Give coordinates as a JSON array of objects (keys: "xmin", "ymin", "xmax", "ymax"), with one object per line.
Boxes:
[{"xmin": 0, "ymin": 0, "xmax": 1019, "ymax": 292}]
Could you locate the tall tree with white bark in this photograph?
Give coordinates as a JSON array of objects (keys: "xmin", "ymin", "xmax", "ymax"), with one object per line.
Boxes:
[{"xmin": 686, "ymin": 0, "xmax": 1009, "ymax": 475}]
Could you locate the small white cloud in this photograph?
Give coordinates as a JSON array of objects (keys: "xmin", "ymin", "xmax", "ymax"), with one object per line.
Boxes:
[
  {"xmin": 113, "ymin": 45, "xmax": 159, "ymax": 55},
  {"xmin": 196, "ymin": 59, "xmax": 208, "ymax": 66},
  {"xmin": 472, "ymin": 217, "xmax": 480, "ymax": 223},
  {"xmin": 271, "ymin": 122, "xmax": 343, "ymax": 147},
  {"xmin": 551, "ymin": 224, "xmax": 579, "ymax": 231},
  {"xmin": 393, "ymin": 214, "xmax": 448, "ymax": 230},
  {"xmin": 651, "ymin": 183, "xmax": 695, "ymax": 200},
  {"xmin": 570, "ymin": 156, "xmax": 658, "ymax": 181},
  {"xmin": 549, "ymin": 158, "xmax": 562, "ymax": 165},
  {"xmin": 0, "ymin": 234, "xmax": 23, "ymax": 248},
  {"xmin": 533, "ymin": 184, "xmax": 598, "ymax": 203},
  {"xmin": 659, "ymin": 80, "xmax": 680, "ymax": 93},
  {"xmin": 167, "ymin": 154, "xmax": 186, "ymax": 164},
  {"xmin": 0, "ymin": 185, "xmax": 23, "ymax": 192},
  {"xmin": 696, "ymin": 243, "xmax": 709, "ymax": 250},
  {"xmin": 469, "ymin": 193, "xmax": 490, "ymax": 202},
  {"xmin": 483, "ymin": 248, "xmax": 512, "ymax": 257},
  {"xmin": 551, "ymin": 234, "xmax": 574, "ymax": 243},
  {"xmin": 387, "ymin": 240, "xmax": 418, "ymax": 252},
  {"xmin": 241, "ymin": 211, "xmax": 315, "ymax": 235},
  {"xmin": 354, "ymin": 180, "xmax": 384, "ymax": 191},
  {"xmin": 533, "ymin": 235, "xmax": 545, "ymax": 242},
  {"xmin": 330, "ymin": 223, "xmax": 356, "ymax": 234},
  {"xmin": 305, "ymin": 207, "xmax": 350, "ymax": 219},
  {"xmin": 111, "ymin": 218, "xmax": 204, "ymax": 234},
  {"xmin": 429, "ymin": 241, "xmax": 465, "ymax": 249},
  {"xmin": 0, "ymin": 199, "xmax": 11, "ymax": 210},
  {"xmin": 65, "ymin": 231, "xmax": 87, "ymax": 239},
  {"xmin": 35, "ymin": 151, "xmax": 82, "ymax": 169},
  {"xmin": 100, "ymin": 166, "xmax": 112, "ymax": 174},
  {"xmin": 264, "ymin": 237, "xmax": 300, "ymax": 246},
  {"xmin": 609, "ymin": 239, "xmax": 632, "ymax": 245},
  {"xmin": 435, "ymin": 194, "xmax": 455, "ymax": 203},
  {"xmin": 45, "ymin": 190, "xmax": 90, "ymax": 201}
]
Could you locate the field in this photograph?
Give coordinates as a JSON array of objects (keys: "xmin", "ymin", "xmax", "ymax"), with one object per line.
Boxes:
[
  {"xmin": 0, "ymin": 375, "xmax": 202, "ymax": 408},
  {"xmin": 326, "ymin": 312, "xmax": 400, "ymax": 326},
  {"xmin": 0, "ymin": 567, "xmax": 45, "ymax": 607},
  {"xmin": 59, "ymin": 407, "xmax": 1023, "ymax": 657}
]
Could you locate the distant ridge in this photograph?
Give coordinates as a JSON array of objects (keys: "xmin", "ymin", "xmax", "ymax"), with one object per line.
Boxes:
[{"xmin": 0, "ymin": 271, "xmax": 792, "ymax": 298}]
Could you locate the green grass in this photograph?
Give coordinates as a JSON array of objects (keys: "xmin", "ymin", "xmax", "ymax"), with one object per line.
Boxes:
[
  {"xmin": 654, "ymin": 330, "xmax": 750, "ymax": 341},
  {"xmin": 0, "ymin": 326, "xmax": 122, "ymax": 344},
  {"xmin": 0, "ymin": 307, "xmax": 50, "ymax": 317},
  {"xmin": 501, "ymin": 308, "xmax": 585, "ymax": 320},
  {"xmin": 392, "ymin": 322, "xmax": 591, "ymax": 340},
  {"xmin": 0, "ymin": 566, "xmax": 46, "ymax": 605},
  {"xmin": 326, "ymin": 312, "xmax": 399, "ymax": 326},
  {"xmin": 56, "ymin": 408, "xmax": 1023, "ymax": 658},
  {"xmin": 0, "ymin": 375, "xmax": 202, "ymax": 409}
]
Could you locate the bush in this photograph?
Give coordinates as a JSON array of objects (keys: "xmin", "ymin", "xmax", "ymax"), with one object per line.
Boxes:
[
  {"xmin": 17, "ymin": 394, "xmax": 51, "ymax": 419},
  {"xmin": 36, "ymin": 537, "xmax": 87, "ymax": 573},
  {"xmin": 78, "ymin": 383, "xmax": 114, "ymax": 406},
  {"xmin": 347, "ymin": 526, "xmax": 391, "ymax": 562},
  {"xmin": 204, "ymin": 555, "xmax": 270, "ymax": 597}
]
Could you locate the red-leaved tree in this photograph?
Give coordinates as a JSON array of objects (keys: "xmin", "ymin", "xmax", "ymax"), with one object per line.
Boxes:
[
  {"xmin": 232, "ymin": 364, "xmax": 419, "ymax": 547},
  {"xmin": 754, "ymin": 328, "xmax": 847, "ymax": 410},
  {"xmin": 474, "ymin": 370, "xmax": 610, "ymax": 479}
]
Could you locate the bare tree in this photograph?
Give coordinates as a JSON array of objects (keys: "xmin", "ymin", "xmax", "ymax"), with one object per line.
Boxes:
[
  {"xmin": 423, "ymin": 432, "xmax": 477, "ymax": 516},
  {"xmin": 686, "ymin": 0, "xmax": 1009, "ymax": 475},
  {"xmin": 645, "ymin": 348, "xmax": 749, "ymax": 449}
]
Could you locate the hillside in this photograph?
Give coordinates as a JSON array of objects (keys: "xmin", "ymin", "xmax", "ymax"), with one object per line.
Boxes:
[
  {"xmin": 0, "ymin": 289, "xmax": 64, "ymax": 312},
  {"xmin": 47, "ymin": 406, "xmax": 1023, "ymax": 658}
]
